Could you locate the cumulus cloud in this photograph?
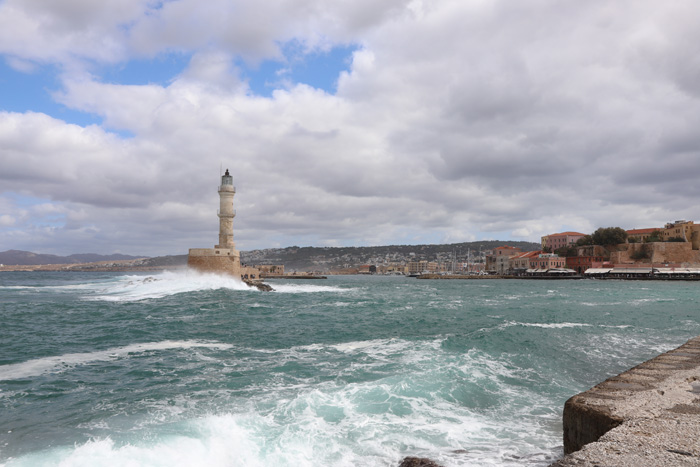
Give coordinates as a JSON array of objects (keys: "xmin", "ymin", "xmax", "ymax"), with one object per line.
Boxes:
[{"xmin": 1, "ymin": 0, "xmax": 700, "ymax": 255}]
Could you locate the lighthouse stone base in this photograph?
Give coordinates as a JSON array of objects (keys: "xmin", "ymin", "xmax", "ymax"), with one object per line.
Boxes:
[{"xmin": 187, "ymin": 248, "xmax": 260, "ymax": 280}]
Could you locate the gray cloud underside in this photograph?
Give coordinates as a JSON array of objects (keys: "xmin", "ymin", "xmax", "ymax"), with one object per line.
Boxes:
[{"xmin": 1, "ymin": 0, "xmax": 700, "ymax": 254}]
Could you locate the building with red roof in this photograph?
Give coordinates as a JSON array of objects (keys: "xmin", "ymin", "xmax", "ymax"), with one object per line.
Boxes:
[
  {"xmin": 626, "ymin": 228, "xmax": 659, "ymax": 243},
  {"xmin": 541, "ymin": 232, "xmax": 586, "ymax": 251}
]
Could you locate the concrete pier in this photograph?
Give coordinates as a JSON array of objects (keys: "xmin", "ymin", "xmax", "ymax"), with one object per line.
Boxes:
[{"xmin": 551, "ymin": 336, "xmax": 700, "ymax": 466}]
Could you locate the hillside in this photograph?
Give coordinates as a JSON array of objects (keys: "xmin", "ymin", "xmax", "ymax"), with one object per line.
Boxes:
[
  {"xmin": 241, "ymin": 240, "xmax": 540, "ymax": 272},
  {"xmin": 0, "ymin": 250, "xmax": 147, "ymax": 266},
  {"xmin": 1, "ymin": 240, "xmax": 541, "ymax": 272}
]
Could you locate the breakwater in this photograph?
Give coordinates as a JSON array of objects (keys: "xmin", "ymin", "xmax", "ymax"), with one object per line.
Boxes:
[{"xmin": 552, "ymin": 335, "xmax": 700, "ymax": 466}]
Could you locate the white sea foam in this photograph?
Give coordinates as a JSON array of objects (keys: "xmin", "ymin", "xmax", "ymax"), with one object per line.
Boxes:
[
  {"xmin": 1, "ymin": 337, "xmax": 562, "ymax": 467},
  {"xmin": 506, "ymin": 321, "xmax": 592, "ymax": 329},
  {"xmin": 84, "ymin": 270, "xmax": 253, "ymax": 301},
  {"xmin": 270, "ymin": 283, "xmax": 351, "ymax": 294},
  {"xmin": 630, "ymin": 297, "xmax": 676, "ymax": 305},
  {"xmin": 330, "ymin": 338, "xmax": 409, "ymax": 354},
  {"xmin": 0, "ymin": 341, "xmax": 232, "ymax": 381}
]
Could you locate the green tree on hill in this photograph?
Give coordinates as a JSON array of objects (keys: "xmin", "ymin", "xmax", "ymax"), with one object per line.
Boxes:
[
  {"xmin": 591, "ymin": 227, "xmax": 627, "ymax": 245},
  {"xmin": 554, "ymin": 246, "xmax": 578, "ymax": 257},
  {"xmin": 576, "ymin": 235, "xmax": 593, "ymax": 246},
  {"xmin": 644, "ymin": 230, "xmax": 663, "ymax": 243}
]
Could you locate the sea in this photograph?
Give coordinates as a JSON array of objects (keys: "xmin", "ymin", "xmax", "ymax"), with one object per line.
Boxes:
[{"xmin": 1, "ymin": 271, "xmax": 699, "ymax": 467}]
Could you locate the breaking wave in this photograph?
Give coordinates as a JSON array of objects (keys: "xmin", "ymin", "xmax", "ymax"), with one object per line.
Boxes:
[
  {"xmin": 84, "ymin": 270, "xmax": 253, "ymax": 301},
  {"xmin": 0, "ymin": 340, "xmax": 232, "ymax": 381}
]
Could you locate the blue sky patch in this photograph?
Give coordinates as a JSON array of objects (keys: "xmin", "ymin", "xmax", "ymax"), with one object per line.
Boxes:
[
  {"xmin": 0, "ymin": 42, "xmax": 356, "ymax": 131},
  {"xmin": 0, "ymin": 60, "xmax": 102, "ymax": 127},
  {"xmin": 243, "ymin": 42, "xmax": 357, "ymax": 96},
  {"xmin": 101, "ymin": 53, "xmax": 190, "ymax": 86}
]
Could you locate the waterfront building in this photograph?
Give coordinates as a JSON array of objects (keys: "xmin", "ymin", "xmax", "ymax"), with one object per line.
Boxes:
[
  {"xmin": 662, "ymin": 220, "xmax": 700, "ymax": 249},
  {"xmin": 566, "ymin": 255, "xmax": 605, "ymax": 274},
  {"xmin": 357, "ymin": 265, "xmax": 377, "ymax": 274},
  {"xmin": 257, "ymin": 265, "xmax": 285, "ymax": 275},
  {"xmin": 509, "ymin": 250, "xmax": 541, "ymax": 274},
  {"xmin": 490, "ymin": 246, "xmax": 522, "ymax": 275},
  {"xmin": 529, "ymin": 253, "xmax": 566, "ymax": 270},
  {"xmin": 407, "ymin": 260, "xmax": 438, "ymax": 275},
  {"xmin": 541, "ymin": 232, "xmax": 586, "ymax": 251}
]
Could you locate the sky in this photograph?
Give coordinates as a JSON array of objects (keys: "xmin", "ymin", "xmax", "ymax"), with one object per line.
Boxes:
[{"xmin": 1, "ymin": 0, "xmax": 700, "ymax": 256}]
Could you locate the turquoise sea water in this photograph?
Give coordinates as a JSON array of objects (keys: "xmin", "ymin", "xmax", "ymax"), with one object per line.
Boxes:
[{"xmin": 1, "ymin": 271, "xmax": 699, "ymax": 466}]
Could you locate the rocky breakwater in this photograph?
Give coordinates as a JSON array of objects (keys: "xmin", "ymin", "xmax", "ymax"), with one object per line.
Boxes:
[{"xmin": 552, "ymin": 336, "xmax": 700, "ymax": 466}]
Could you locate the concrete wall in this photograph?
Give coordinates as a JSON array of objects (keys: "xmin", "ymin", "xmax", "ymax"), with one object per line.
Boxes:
[
  {"xmin": 552, "ymin": 336, "xmax": 700, "ymax": 466},
  {"xmin": 611, "ymin": 242, "xmax": 700, "ymax": 265}
]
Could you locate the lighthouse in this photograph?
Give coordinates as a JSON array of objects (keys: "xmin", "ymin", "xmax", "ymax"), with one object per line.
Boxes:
[
  {"xmin": 216, "ymin": 169, "xmax": 235, "ymax": 249},
  {"xmin": 187, "ymin": 168, "xmax": 261, "ymax": 283}
]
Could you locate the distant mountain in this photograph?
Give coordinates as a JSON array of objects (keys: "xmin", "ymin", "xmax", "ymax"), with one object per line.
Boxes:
[
  {"xmin": 66, "ymin": 253, "xmax": 148, "ymax": 263},
  {"xmin": 137, "ymin": 255, "xmax": 188, "ymax": 268},
  {"xmin": 0, "ymin": 250, "xmax": 147, "ymax": 266}
]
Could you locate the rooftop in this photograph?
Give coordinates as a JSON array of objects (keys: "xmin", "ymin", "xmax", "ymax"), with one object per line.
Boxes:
[
  {"xmin": 547, "ymin": 231, "xmax": 586, "ymax": 237},
  {"xmin": 626, "ymin": 228, "xmax": 658, "ymax": 234}
]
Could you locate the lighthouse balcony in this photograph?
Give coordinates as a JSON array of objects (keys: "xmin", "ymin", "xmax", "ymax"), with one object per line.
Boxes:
[{"xmin": 218, "ymin": 185, "xmax": 236, "ymax": 192}]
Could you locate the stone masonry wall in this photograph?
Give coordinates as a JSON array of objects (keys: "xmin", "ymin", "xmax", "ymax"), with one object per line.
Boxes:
[
  {"xmin": 187, "ymin": 254, "xmax": 243, "ymax": 276},
  {"xmin": 611, "ymin": 242, "xmax": 700, "ymax": 265}
]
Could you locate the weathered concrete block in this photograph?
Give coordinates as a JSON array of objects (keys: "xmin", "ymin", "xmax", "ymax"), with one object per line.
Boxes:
[{"xmin": 553, "ymin": 336, "xmax": 700, "ymax": 466}]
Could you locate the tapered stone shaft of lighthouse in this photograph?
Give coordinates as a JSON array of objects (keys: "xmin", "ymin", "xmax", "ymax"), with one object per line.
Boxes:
[{"xmin": 216, "ymin": 169, "xmax": 236, "ymax": 249}]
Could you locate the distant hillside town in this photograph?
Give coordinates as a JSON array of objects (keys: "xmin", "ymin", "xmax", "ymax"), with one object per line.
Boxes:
[
  {"xmin": 240, "ymin": 240, "xmax": 541, "ymax": 275},
  {"xmin": 3, "ymin": 220, "xmax": 700, "ymax": 279},
  {"xmin": 245, "ymin": 219, "xmax": 700, "ymax": 279}
]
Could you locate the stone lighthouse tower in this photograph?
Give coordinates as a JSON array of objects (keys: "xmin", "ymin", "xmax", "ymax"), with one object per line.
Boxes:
[
  {"xmin": 187, "ymin": 169, "xmax": 260, "ymax": 282},
  {"xmin": 216, "ymin": 169, "xmax": 235, "ymax": 249}
]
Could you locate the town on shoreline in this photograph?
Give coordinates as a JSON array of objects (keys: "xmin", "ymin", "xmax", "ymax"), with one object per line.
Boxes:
[{"xmin": 3, "ymin": 219, "xmax": 700, "ymax": 280}]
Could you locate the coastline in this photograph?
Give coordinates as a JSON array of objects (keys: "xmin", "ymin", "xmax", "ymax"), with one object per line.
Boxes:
[
  {"xmin": 416, "ymin": 273, "xmax": 700, "ymax": 281},
  {"xmin": 416, "ymin": 274, "xmax": 583, "ymax": 280}
]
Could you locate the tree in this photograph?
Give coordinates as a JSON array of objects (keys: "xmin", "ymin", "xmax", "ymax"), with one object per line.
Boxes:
[
  {"xmin": 644, "ymin": 230, "xmax": 663, "ymax": 243},
  {"xmin": 591, "ymin": 227, "xmax": 628, "ymax": 246},
  {"xmin": 576, "ymin": 235, "xmax": 593, "ymax": 246},
  {"xmin": 555, "ymin": 246, "xmax": 578, "ymax": 257},
  {"xmin": 667, "ymin": 236, "xmax": 686, "ymax": 242}
]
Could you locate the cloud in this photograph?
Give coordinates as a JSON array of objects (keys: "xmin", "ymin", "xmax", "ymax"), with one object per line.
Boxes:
[
  {"xmin": 1, "ymin": 0, "xmax": 700, "ymax": 255},
  {"xmin": 0, "ymin": 214, "xmax": 15, "ymax": 227}
]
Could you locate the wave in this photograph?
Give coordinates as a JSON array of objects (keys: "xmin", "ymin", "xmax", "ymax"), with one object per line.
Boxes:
[
  {"xmin": 504, "ymin": 321, "xmax": 592, "ymax": 329},
  {"xmin": 1, "ymin": 271, "xmax": 352, "ymax": 300},
  {"xmin": 0, "ymin": 340, "xmax": 232, "ymax": 381},
  {"xmin": 85, "ymin": 270, "xmax": 253, "ymax": 301},
  {"xmin": 270, "ymin": 283, "xmax": 352, "ymax": 294},
  {"xmin": 1, "ymin": 337, "xmax": 562, "ymax": 467}
]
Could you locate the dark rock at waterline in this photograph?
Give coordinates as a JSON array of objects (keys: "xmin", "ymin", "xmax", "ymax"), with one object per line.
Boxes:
[
  {"xmin": 398, "ymin": 457, "xmax": 443, "ymax": 467},
  {"xmin": 244, "ymin": 280, "xmax": 273, "ymax": 292}
]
